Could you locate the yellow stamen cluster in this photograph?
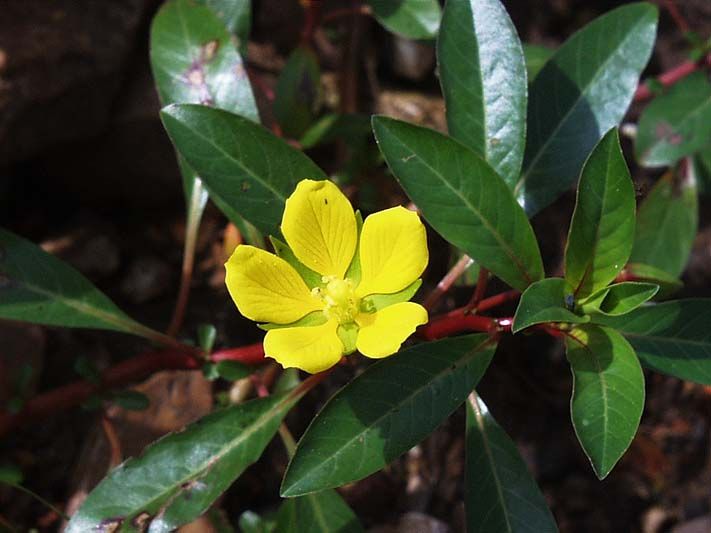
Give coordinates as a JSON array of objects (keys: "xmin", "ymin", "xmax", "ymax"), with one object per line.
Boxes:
[{"xmin": 313, "ymin": 276, "xmax": 360, "ymax": 324}]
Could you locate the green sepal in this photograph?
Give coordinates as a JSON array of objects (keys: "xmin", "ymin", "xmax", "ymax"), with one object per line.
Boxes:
[
  {"xmin": 579, "ymin": 282, "xmax": 659, "ymax": 317},
  {"xmin": 337, "ymin": 323, "xmax": 359, "ymax": 355},
  {"xmin": 344, "ymin": 210, "xmax": 364, "ymax": 285},
  {"xmin": 361, "ymin": 279, "xmax": 422, "ymax": 313},
  {"xmin": 258, "ymin": 311, "xmax": 327, "ymax": 331},
  {"xmin": 270, "ymin": 236, "xmax": 323, "ymax": 289}
]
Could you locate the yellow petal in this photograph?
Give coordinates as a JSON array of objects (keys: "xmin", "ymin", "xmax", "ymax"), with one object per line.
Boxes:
[
  {"xmin": 356, "ymin": 206, "xmax": 428, "ymax": 297},
  {"xmin": 264, "ymin": 319, "xmax": 344, "ymax": 373},
  {"xmin": 355, "ymin": 302, "xmax": 428, "ymax": 359},
  {"xmin": 281, "ymin": 179, "xmax": 357, "ymax": 278},
  {"xmin": 225, "ymin": 245, "xmax": 323, "ymax": 324}
]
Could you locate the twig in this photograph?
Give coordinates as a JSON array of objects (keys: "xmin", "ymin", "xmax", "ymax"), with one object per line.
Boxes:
[
  {"xmin": 634, "ymin": 52, "xmax": 711, "ymax": 102},
  {"xmin": 464, "ymin": 268, "xmax": 489, "ymax": 313},
  {"xmin": 101, "ymin": 415, "xmax": 123, "ymax": 468},
  {"xmin": 0, "ymin": 343, "xmax": 265, "ymax": 436},
  {"xmin": 166, "ymin": 182, "xmax": 206, "ymax": 337},
  {"xmin": 322, "ymin": 4, "xmax": 372, "ymax": 25},
  {"xmin": 300, "ymin": 0, "xmax": 322, "ymax": 45},
  {"xmin": 663, "ymin": 0, "xmax": 690, "ymax": 34},
  {"xmin": 422, "ymin": 255, "xmax": 474, "ymax": 311}
]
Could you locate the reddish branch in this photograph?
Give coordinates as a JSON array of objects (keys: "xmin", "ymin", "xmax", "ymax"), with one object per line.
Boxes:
[
  {"xmin": 0, "ymin": 344, "xmax": 264, "ymax": 436},
  {"xmin": 634, "ymin": 52, "xmax": 711, "ymax": 102}
]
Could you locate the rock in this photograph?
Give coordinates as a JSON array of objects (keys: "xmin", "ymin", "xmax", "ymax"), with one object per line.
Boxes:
[{"xmin": 0, "ymin": 0, "xmax": 152, "ymax": 164}]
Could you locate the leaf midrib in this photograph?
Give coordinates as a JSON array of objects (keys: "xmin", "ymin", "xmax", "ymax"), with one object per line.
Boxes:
[
  {"xmin": 288, "ymin": 337, "xmax": 494, "ymax": 493},
  {"xmin": 383, "ymin": 125, "xmax": 535, "ymax": 287},
  {"xmin": 84, "ymin": 394, "xmax": 297, "ymax": 526},
  {"xmin": 165, "ymin": 108, "xmax": 289, "ymax": 205},
  {"xmin": 470, "ymin": 395, "xmax": 513, "ymax": 533},
  {"xmin": 514, "ymin": 10, "xmax": 650, "ymax": 195}
]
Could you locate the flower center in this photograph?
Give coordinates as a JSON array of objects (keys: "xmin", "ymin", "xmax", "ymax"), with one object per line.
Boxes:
[{"xmin": 314, "ymin": 276, "xmax": 360, "ymax": 324}]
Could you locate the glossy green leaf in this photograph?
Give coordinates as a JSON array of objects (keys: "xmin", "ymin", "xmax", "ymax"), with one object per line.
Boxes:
[
  {"xmin": 0, "ymin": 464, "xmax": 23, "ymax": 485},
  {"xmin": 361, "ymin": 279, "xmax": 422, "ymax": 313},
  {"xmin": 281, "ymin": 335, "xmax": 496, "ymax": 496},
  {"xmin": 274, "ymin": 46, "xmax": 321, "ymax": 139},
  {"xmin": 197, "ymin": 0, "xmax": 251, "ymax": 50},
  {"xmin": 564, "ymin": 129, "xmax": 636, "ymax": 300},
  {"xmin": 274, "ymin": 491, "xmax": 362, "ymax": 533},
  {"xmin": 367, "ymin": 0, "xmax": 441, "ymax": 40},
  {"xmin": 372, "ymin": 116, "xmax": 543, "ymax": 292},
  {"xmin": 581, "ymin": 282, "xmax": 658, "ymax": 317},
  {"xmin": 161, "ymin": 104, "xmax": 327, "ymax": 236},
  {"xmin": 150, "ymin": 0, "xmax": 258, "ymax": 240},
  {"xmin": 512, "ymin": 278, "xmax": 588, "ymax": 333},
  {"xmin": 623, "ymin": 263, "xmax": 683, "ymax": 298},
  {"xmin": 515, "ymin": 3, "xmax": 658, "ymax": 215},
  {"xmin": 66, "ymin": 391, "xmax": 303, "ymax": 533},
  {"xmin": 112, "ymin": 391, "xmax": 150, "ymax": 412},
  {"xmin": 523, "ymin": 44, "xmax": 554, "ymax": 82},
  {"xmin": 239, "ymin": 510, "xmax": 276, "ymax": 533},
  {"xmin": 0, "ymin": 228, "xmax": 145, "ymax": 335},
  {"xmin": 597, "ymin": 299, "xmax": 711, "ymax": 384},
  {"xmin": 150, "ymin": 0, "xmax": 257, "ymax": 122},
  {"xmin": 465, "ymin": 394, "xmax": 558, "ymax": 533},
  {"xmin": 630, "ymin": 172, "xmax": 698, "ymax": 278},
  {"xmin": 636, "ymin": 72, "xmax": 711, "ymax": 167},
  {"xmin": 437, "ymin": 0, "xmax": 527, "ymax": 185},
  {"xmin": 565, "ymin": 324, "xmax": 645, "ymax": 479}
]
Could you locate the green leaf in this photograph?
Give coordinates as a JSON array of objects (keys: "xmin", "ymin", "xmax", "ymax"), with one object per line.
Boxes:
[
  {"xmin": 150, "ymin": 0, "xmax": 259, "ymax": 238},
  {"xmin": 150, "ymin": 0, "xmax": 257, "ymax": 122},
  {"xmin": 523, "ymin": 44, "xmax": 554, "ymax": 82},
  {"xmin": 367, "ymin": 0, "xmax": 441, "ymax": 40},
  {"xmin": 581, "ymin": 282, "xmax": 658, "ymax": 317},
  {"xmin": 564, "ymin": 129, "xmax": 636, "ymax": 300},
  {"xmin": 512, "ymin": 278, "xmax": 588, "ymax": 333},
  {"xmin": 160, "ymin": 104, "xmax": 327, "ymax": 236},
  {"xmin": 630, "ymin": 172, "xmax": 698, "ymax": 278},
  {"xmin": 465, "ymin": 394, "xmax": 558, "ymax": 533},
  {"xmin": 437, "ymin": 0, "xmax": 527, "ymax": 185},
  {"xmin": 624, "ymin": 263, "xmax": 683, "ymax": 298},
  {"xmin": 0, "ymin": 464, "xmax": 23, "ymax": 485},
  {"xmin": 197, "ymin": 0, "xmax": 251, "ymax": 50},
  {"xmin": 514, "ymin": 3, "xmax": 658, "ymax": 215},
  {"xmin": 198, "ymin": 323, "xmax": 217, "ymax": 353},
  {"xmin": 112, "ymin": 391, "xmax": 150, "ymax": 412},
  {"xmin": 274, "ymin": 491, "xmax": 362, "ymax": 533},
  {"xmin": 372, "ymin": 116, "xmax": 543, "ymax": 292},
  {"xmin": 239, "ymin": 510, "xmax": 276, "ymax": 533},
  {"xmin": 216, "ymin": 360, "xmax": 251, "ymax": 381},
  {"xmin": 635, "ymin": 72, "xmax": 711, "ymax": 167},
  {"xmin": 596, "ymin": 299, "xmax": 711, "ymax": 384},
  {"xmin": 565, "ymin": 324, "xmax": 645, "ymax": 479},
  {"xmin": 274, "ymin": 46, "xmax": 321, "ymax": 139},
  {"xmin": 281, "ymin": 335, "xmax": 496, "ymax": 496},
  {"xmin": 66, "ymin": 391, "xmax": 303, "ymax": 533},
  {"xmin": 0, "ymin": 228, "xmax": 145, "ymax": 335}
]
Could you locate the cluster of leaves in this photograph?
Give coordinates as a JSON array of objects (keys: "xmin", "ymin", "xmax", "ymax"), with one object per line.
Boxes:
[{"xmin": 1, "ymin": 0, "xmax": 710, "ymax": 531}]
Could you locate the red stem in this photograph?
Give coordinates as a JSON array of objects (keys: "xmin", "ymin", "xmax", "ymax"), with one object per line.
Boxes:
[
  {"xmin": 300, "ymin": 0, "xmax": 322, "ymax": 45},
  {"xmin": 464, "ymin": 268, "xmax": 489, "ymax": 313},
  {"xmin": 663, "ymin": 0, "xmax": 690, "ymax": 34},
  {"xmin": 0, "ymin": 343, "xmax": 265, "ymax": 436},
  {"xmin": 634, "ymin": 53, "xmax": 711, "ymax": 102},
  {"xmin": 0, "ymin": 288, "xmax": 523, "ymax": 435}
]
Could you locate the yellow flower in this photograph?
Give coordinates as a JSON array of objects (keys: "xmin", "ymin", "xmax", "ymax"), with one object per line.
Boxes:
[{"xmin": 224, "ymin": 179, "xmax": 429, "ymax": 373}]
